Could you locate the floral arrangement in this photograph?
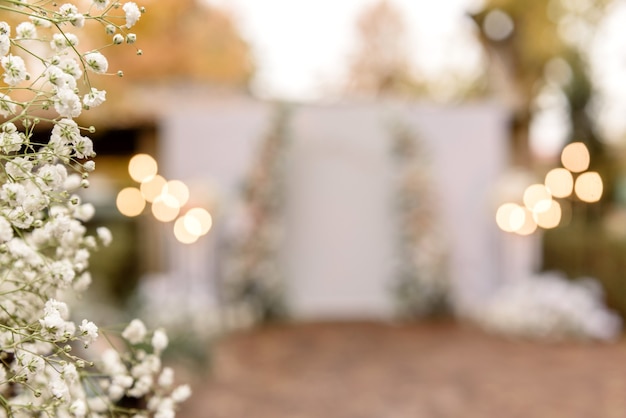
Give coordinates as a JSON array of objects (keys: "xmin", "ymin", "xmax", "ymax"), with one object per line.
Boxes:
[
  {"xmin": 389, "ymin": 123, "xmax": 449, "ymax": 318},
  {"xmin": 0, "ymin": 1, "xmax": 189, "ymax": 417},
  {"xmin": 472, "ymin": 271, "xmax": 622, "ymax": 341},
  {"xmin": 222, "ymin": 106, "xmax": 290, "ymax": 327}
]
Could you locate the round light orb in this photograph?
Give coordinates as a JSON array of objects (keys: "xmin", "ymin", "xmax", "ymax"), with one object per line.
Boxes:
[
  {"xmin": 164, "ymin": 180, "xmax": 190, "ymax": 207},
  {"xmin": 128, "ymin": 153, "xmax": 158, "ymax": 183},
  {"xmin": 561, "ymin": 142, "xmax": 590, "ymax": 173},
  {"xmin": 544, "ymin": 168, "xmax": 573, "ymax": 198},
  {"xmin": 174, "ymin": 216, "xmax": 199, "ymax": 244},
  {"xmin": 515, "ymin": 208, "xmax": 538, "ymax": 236},
  {"xmin": 140, "ymin": 174, "xmax": 166, "ymax": 203},
  {"xmin": 116, "ymin": 187, "xmax": 145, "ymax": 217},
  {"xmin": 533, "ymin": 200, "xmax": 562, "ymax": 229},
  {"xmin": 151, "ymin": 194, "xmax": 180, "ymax": 222},
  {"xmin": 185, "ymin": 207, "xmax": 212, "ymax": 235},
  {"xmin": 496, "ymin": 203, "xmax": 526, "ymax": 233},
  {"xmin": 574, "ymin": 171, "xmax": 603, "ymax": 203},
  {"xmin": 523, "ymin": 184, "xmax": 552, "ymax": 213},
  {"xmin": 483, "ymin": 9, "xmax": 514, "ymax": 41}
]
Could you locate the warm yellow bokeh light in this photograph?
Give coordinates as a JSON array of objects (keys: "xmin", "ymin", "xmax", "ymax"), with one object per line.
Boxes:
[
  {"xmin": 561, "ymin": 142, "xmax": 590, "ymax": 173},
  {"xmin": 515, "ymin": 208, "xmax": 538, "ymax": 235},
  {"xmin": 185, "ymin": 207, "xmax": 213, "ymax": 235},
  {"xmin": 116, "ymin": 187, "xmax": 146, "ymax": 217},
  {"xmin": 523, "ymin": 184, "xmax": 552, "ymax": 213},
  {"xmin": 151, "ymin": 194, "xmax": 180, "ymax": 222},
  {"xmin": 140, "ymin": 174, "xmax": 166, "ymax": 203},
  {"xmin": 544, "ymin": 168, "xmax": 573, "ymax": 198},
  {"xmin": 574, "ymin": 171, "xmax": 603, "ymax": 203},
  {"xmin": 128, "ymin": 153, "xmax": 158, "ymax": 183},
  {"xmin": 533, "ymin": 200, "xmax": 562, "ymax": 229},
  {"xmin": 183, "ymin": 214, "xmax": 203, "ymax": 237},
  {"xmin": 174, "ymin": 216, "xmax": 199, "ymax": 244},
  {"xmin": 496, "ymin": 203, "xmax": 525, "ymax": 233},
  {"xmin": 163, "ymin": 180, "xmax": 190, "ymax": 207}
]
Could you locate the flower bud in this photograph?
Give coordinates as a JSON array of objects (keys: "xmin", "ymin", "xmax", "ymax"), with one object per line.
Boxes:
[
  {"xmin": 113, "ymin": 34, "xmax": 124, "ymax": 44},
  {"xmin": 126, "ymin": 33, "xmax": 136, "ymax": 44},
  {"xmin": 105, "ymin": 24, "xmax": 116, "ymax": 35}
]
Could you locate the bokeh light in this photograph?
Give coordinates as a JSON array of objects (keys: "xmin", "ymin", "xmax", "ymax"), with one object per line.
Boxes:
[
  {"xmin": 544, "ymin": 168, "xmax": 573, "ymax": 198},
  {"xmin": 174, "ymin": 216, "xmax": 199, "ymax": 244},
  {"xmin": 496, "ymin": 203, "xmax": 526, "ymax": 232},
  {"xmin": 151, "ymin": 194, "xmax": 180, "ymax": 222},
  {"xmin": 483, "ymin": 9, "xmax": 514, "ymax": 41},
  {"xmin": 533, "ymin": 200, "xmax": 562, "ymax": 229},
  {"xmin": 128, "ymin": 153, "xmax": 158, "ymax": 183},
  {"xmin": 185, "ymin": 207, "xmax": 213, "ymax": 236},
  {"xmin": 116, "ymin": 187, "xmax": 146, "ymax": 217},
  {"xmin": 515, "ymin": 208, "xmax": 538, "ymax": 235},
  {"xmin": 140, "ymin": 174, "xmax": 166, "ymax": 203},
  {"xmin": 523, "ymin": 184, "xmax": 552, "ymax": 213},
  {"xmin": 561, "ymin": 142, "xmax": 590, "ymax": 173},
  {"xmin": 163, "ymin": 180, "xmax": 190, "ymax": 207},
  {"xmin": 574, "ymin": 171, "xmax": 603, "ymax": 203}
]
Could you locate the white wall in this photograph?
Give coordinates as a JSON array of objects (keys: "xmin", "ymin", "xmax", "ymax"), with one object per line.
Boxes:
[{"xmin": 156, "ymin": 97, "xmax": 532, "ymax": 321}]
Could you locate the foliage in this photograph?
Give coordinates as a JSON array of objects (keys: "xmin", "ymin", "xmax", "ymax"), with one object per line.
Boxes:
[
  {"xmin": 0, "ymin": 1, "xmax": 189, "ymax": 416},
  {"xmin": 389, "ymin": 123, "xmax": 449, "ymax": 318},
  {"xmin": 222, "ymin": 105, "xmax": 290, "ymax": 327}
]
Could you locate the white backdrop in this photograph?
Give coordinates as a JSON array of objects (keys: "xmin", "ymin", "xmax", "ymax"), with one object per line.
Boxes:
[{"xmin": 155, "ymin": 97, "xmax": 537, "ymax": 321}]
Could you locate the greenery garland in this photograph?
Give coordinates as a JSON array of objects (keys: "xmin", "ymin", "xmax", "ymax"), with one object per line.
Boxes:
[{"xmin": 389, "ymin": 122, "xmax": 449, "ymax": 318}]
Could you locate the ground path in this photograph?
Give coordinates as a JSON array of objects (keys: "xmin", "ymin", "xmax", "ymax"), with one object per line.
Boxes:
[{"xmin": 179, "ymin": 320, "xmax": 626, "ymax": 418}]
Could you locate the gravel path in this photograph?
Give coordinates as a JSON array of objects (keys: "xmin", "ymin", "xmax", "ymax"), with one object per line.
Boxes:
[{"xmin": 179, "ymin": 320, "xmax": 626, "ymax": 418}]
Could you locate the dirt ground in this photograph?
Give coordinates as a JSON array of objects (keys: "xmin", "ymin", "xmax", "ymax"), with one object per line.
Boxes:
[{"xmin": 178, "ymin": 320, "xmax": 626, "ymax": 418}]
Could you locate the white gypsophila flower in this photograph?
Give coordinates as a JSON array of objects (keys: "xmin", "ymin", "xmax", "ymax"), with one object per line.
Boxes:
[
  {"xmin": 37, "ymin": 164, "xmax": 68, "ymax": 191},
  {"xmin": 0, "ymin": 35, "xmax": 9, "ymax": 57},
  {"xmin": 69, "ymin": 399, "xmax": 87, "ymax": 418},
  {"xmin": 171, "ymin": 384, "xmax": 192, "ymax": 403},
  {"xmin": 123, "ymin": 2, "xmax": 142, "ymax": 28},
  {"xmin": 92, "ymin": 0, "xmax": 110, "ymax": 10},
  {"xmin": 79, "ymin": 319, "xmax": 98, "ymax": 346},
  {"xmin": 59, "ymin": 4, "xmax": 85, "ymax": 28},
  {"xmin": 157, "ymin": 367, "xmax": 174, "ymax": 388},
  {"xmin": 0, "ymin": 122, "xmax": 24, "ymax": 153},
  {"xmin": 0, "ymin": 22, "xmax": 9, "ymax": 36},
  {"xmin": 84, "ymin": 52, "xmax": 108, "ymax": 74},
  {"xmin": 50, "ymin": 374, "xmax": 69, "ymax": 399},
  {"xmin": 113, "ymin": 33, "xmax": 124, "ymax": 45},
  {"xmin": 62, "ymin": 363, "xmax": 79, "ymax": 383},
  {"xmin": 0, "ymin": 216, "xmax": 13, "ymax": 242},
  {"xmin": 74, "ymin": 203, "xmax": 95, "ymax": 222},
  {"xmin": 5, "ymin": 156, "xmax": 33, "ymax": 181},
  {"xmin": 15, "ymin": 22, "xmax": 36, "ymax": 39},
  {"xmin": 83, "ymin": 87, "xmax": 106, "ymax": 108},
  {"xmin": 0, "ymin": 93, "xmax": 16, "ymax": 117},
  {"xmin": 1, "ymin": 54, "xmax": 28, "ymax": 86},
  {"xmin": 122, "ymin": 319, "xmax": 147, "ymax": 344},
  {"xmin": 50, "ymin": 32, "xmax": 79, "ymax": 52},
  {"xmin": 46, "ymin": 64, "xmax": 76, "ymax": 89},
  {"xmin": 151, "ymin": 329, "xmax": 168, "ymax": 354},
  {"xmin": 97, "ymin": 226, "xmax": 112, "ymax": 246},
  {"xmin": 53, "ymin": 87, "xmax": 82, "ymax": 118},
  {"xmin": 50, "ymin": 259, "xmax": 76, "ymax": 285},
  {"xmin": 83, "ymin": 160, "xmax": 95, "ymax": 171},
  {"xmin": 58, "ymin": 57, "xmax": 83, "ymax": 80},
  {"xmin": 73, "ymin": 272, "xmax": 92, "ymax": 292},
  {"xmin": 74, "ymin": 135, "xmax": 94, "ymax": 159}
]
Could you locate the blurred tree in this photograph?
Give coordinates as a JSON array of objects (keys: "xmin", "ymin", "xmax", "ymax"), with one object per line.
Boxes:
[
  {"xmin": 78, "ymin": 0, "xmax": 254, "ymax": 124},
  {"xmin": 346, "ymin": 0, "xmax": 423, "ymax": 97},
  {"xmin": 471, "ymin": 0, "xmax": 610, "ymax": 167}
]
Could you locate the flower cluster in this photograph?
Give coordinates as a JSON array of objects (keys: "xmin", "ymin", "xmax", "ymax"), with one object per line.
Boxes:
[
  {"xmin": 0, "ymin": 1, "xmax": 189, "ymax": 417},
  {"xmin": 472, "ymin": 272, "xmax": 622, "ymax": 341}
]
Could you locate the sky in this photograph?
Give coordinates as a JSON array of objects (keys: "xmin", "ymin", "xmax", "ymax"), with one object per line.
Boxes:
[{"xmin": 204, "ymin": 0, "xmax": 485, "ymax": 101}]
